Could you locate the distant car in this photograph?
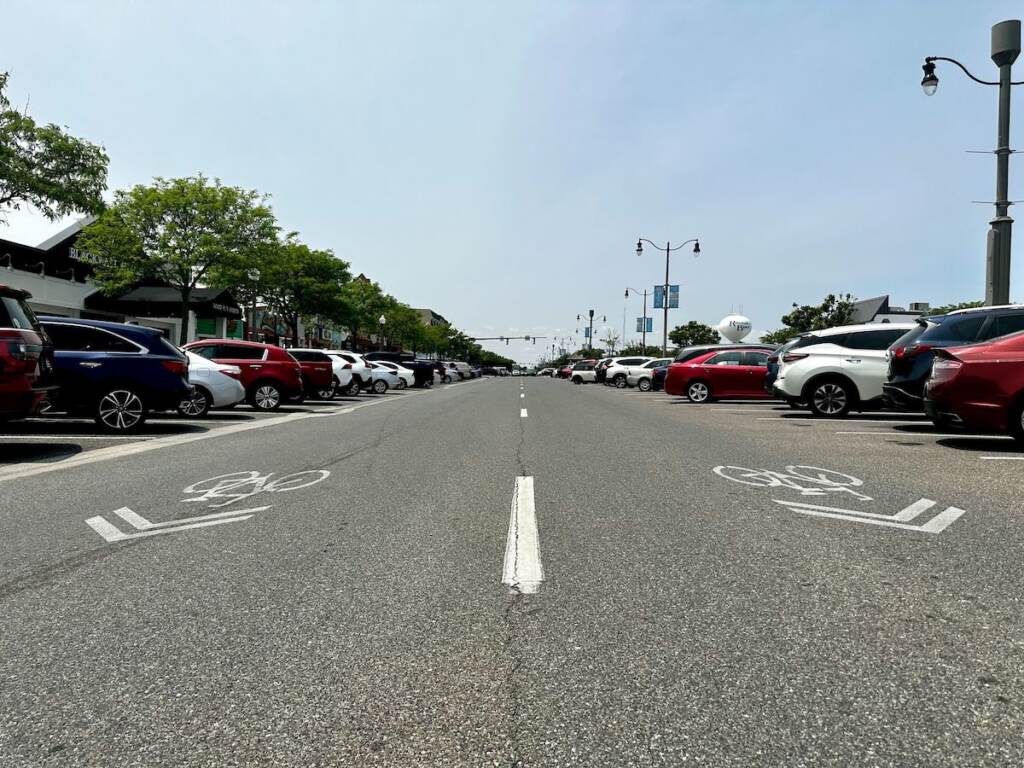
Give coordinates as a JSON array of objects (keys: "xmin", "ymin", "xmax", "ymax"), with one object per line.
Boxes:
[
  {"xmin": 184, "ymin": 339, "xmax": 303, "ymax": 411},
  {"xmin": 556, "ymin": 365, "xmax": 573, "ymax": 379},
  {"xmin": 775, "ymin": 323, "xmax": 915, "ymax": 417},
  {"xmin": 0, "ymin": 285, "xmax": 55, "ymax": 421},
  {"xmin": 885, "ymin": 305, "xmax": 1024, "ymax": 411},
  {"xmin": 537, "ymin": 368, "xmax": 555, "ymax": 376},
  {"xmin": 665, "ymin": 349, "xmax": 773, "ymax": 402},
  {"xmin": 924, "ymin": 330, "xmax": 1024, "ymax": 441},
  {"xmin": 326, "ymin": 350, "xmax": 373, "ymax": 394},
  {"xmin": 570, "ymin": 360, "xmax": 598, "ymax": 384},
  {"xmin": 178, "ymin": 351, "xmax": 246, "ymax": 417},
  {"xmin": 42, "ymin": 316, "xmax": 192, "ymax": 432},
  {"xmin": 449, "ymin": 360, "xmax": 473, "ymax": 380},
  {"xmin": 366, "ymin": 361, "xmax": 400, "ymax": 393},
  {"xmin": 363, "ymin": 351, "xmax": 436, "ymax": 388},
  {"xmin": 291, "ymin": 348, "xmax": 354, "ymax": 399},
  {"xmin": 628, "ymin": 357, "xmax": 673, "ymax": 391},
  {"xmin": 604, "ymin": 357, "xmax": 654, "ymax": 388},
  {"xmin": 372, "ymin": 360, "xmax": 415, "ymax": 389}
]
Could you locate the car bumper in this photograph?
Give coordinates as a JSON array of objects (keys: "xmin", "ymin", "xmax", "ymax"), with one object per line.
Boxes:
[
  {"xmin": 924, "ymin": 398, "xmax": 1007, "ymax": 432},
  {"xmin": 883, "ymin": 383, "xmax": 923, "ymax": 411},
  {"xmin": 0, "ymin": 385, "xmax": 56, "ymax": 420},
  {"xmin": 210, "ymin": 378, "xmax": 246, "ymax": 407}
]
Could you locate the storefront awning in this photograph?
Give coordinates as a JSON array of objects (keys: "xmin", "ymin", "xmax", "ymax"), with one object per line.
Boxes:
[{"xmin": 84, "ymin": 286, "xmax": 243, "ymax": 318}]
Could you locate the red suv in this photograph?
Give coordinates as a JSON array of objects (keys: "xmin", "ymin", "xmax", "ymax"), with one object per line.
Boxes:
[
  {"xmin": 924, "ymin": 330, "xmax": 1024, "ymax": 443},
  {"xmin": 286, "ymin": 349, "xmax": 335, "ymax": 399},
  {"xmin": 183, "ymin": 339, "xmax": 302, "ymax": 411},
  {"xmin": 0, "ymin": 285, "xmax": 56, "ymax": 421}
]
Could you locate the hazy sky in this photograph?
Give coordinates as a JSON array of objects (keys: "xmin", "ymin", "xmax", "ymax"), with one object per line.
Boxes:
[{"xmin": 3, "ymin": 1, "xmax": 1023, "ymax": 362}]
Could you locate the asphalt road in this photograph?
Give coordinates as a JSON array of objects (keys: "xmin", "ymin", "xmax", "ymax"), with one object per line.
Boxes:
[{"xmin": 1, "ymin": 377, "xmax": 1022, "ymax": 766}]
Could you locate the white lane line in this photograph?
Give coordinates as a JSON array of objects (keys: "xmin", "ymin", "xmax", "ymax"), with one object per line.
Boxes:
[
  {"xmin": 0, "ymin": 389, "xmax": 429, "ymax": 485},
  {"xmin": 0, "ymin": 434, "xmax": 155, "ymax": 441},
  {"xmin": 502, "ymin": 476, "xmax": 543, "ymax": 594},
  {"xmin": 520, "ymin": 393, "xmax": 525, "ymax": 399},
  {"xmin": 520, "ymin": 408, "xmax": 528, "ymax": 418},
  {"xmin": 835, "ymin": 431, "xmax": 1014, "ymax": 440},
  {"xmin": 980, "ymin": 455, "xmax": 1024, "ymax": 460}
]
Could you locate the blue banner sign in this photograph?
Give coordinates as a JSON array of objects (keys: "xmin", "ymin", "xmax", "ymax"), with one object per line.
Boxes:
[
  {"xmin": 669, "ymin": 284, "xmax": 679, "ymax": 309},
  {"xmin": 584, "ymin": 326, "xmax": 591, "ymax": 338},
  {"xmin": 636, "ymin": 317, "xmax": 653, "ymax": 332},
  {"xmin": 653, "ymin": 285, "xmax": 664, "ymax": 309}
]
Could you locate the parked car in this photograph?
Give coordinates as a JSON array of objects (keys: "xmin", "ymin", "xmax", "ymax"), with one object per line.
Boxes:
[
  {"xmin": 363, "ymin": 351, "xmax": 436, "ymax": 388},
  {"xmin": 764, "ymin": 338, "xmax": 801, "ymax": 396},
  {"xmin": 366, "ymin": 362, "xmax": 400, "ymax": 393},
  {"xmin": 674, "ymin": 343, "xmax": 775, "ymax": 364},
  {"xmin": 286, "ymin": 349, "xmax": 334, "ymax": 399},
  {"xmin": 665, "ymin": 348, "xmax": 773, "ymax": 402},
  {"xmin": 292, "ymin": 348, "xmax": 355, "ymax": 397},
  {"xmin": 325, "ymin": 350, "xmax": 373, "ymax": 394},
  {"xmin": 885, "ymin": 305, "xmax": 1024, "ymax": 411},
  {"xmin": 178, "ymin": 351, "xmax": 246, "ymax": 417},
  {"xmin": 923, "ymin": 330, "xmax": 1024, "ymax": 441},
  {"xmin": 538, "ymin": 368, "xmax": 554, "ymax": 376},
  {"xmin": 41, "ymin": 316, "xmax": 192, "ymax": 432},
  {"xmin": 0, "ymin": 285, "xmax": 55, "ymax": 421},
  {"xmin": 775, "ymin": 323, "xmax": 915, "ymax": 417},
  {"xmin": 556, "ymin": 364, "xmax": 573, "ymax": 379},
  {"xmin": 372, "ymin": 360, "xmax": 415, "ymax": 389},
  {"xmin": 604, "ymin": 357, "xmax": 654, "ymax": 388},
  {"xmin": 651, "ymin": 364, "xmax": 669, "ymax": 392},
  {"xmin": 594, "ymin": 358, "xmax": 614, "ymax": 384},
  {"xmin": 184, "ymin": 339, "xmax": 303, "ymax": 411},
  {"xmin": 447, "ymin": 360, "xmax": 473, "ymax": 380},
  {"xmin": 569, "ymin": 359, "xmax": 598, "ymax": 384},
  {"xmin": 628, "ymin": 357, "xmax": 673, "ymax": 391}
]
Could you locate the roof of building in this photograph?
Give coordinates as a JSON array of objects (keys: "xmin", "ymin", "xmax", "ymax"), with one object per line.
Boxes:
[{"xmin": 849, "ymin": 295, "xmax": 889, "ymax": 324}]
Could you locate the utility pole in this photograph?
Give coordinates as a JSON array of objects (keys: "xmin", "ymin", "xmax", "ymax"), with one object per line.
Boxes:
[{"xmin": 636, "ymin": 238, "xmax": 700, "ymax": 354}]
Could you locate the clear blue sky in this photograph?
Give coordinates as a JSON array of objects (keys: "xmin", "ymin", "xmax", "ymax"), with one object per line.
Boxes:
[{"xmin": 3, "ymin": 1, "xmax": 1023, "ymax": 362}]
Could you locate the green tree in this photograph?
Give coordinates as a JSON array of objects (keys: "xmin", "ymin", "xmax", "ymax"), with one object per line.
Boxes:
[
  {"xmin": 928, "ymin": 300, "xmax": 984, "ymax": 315},
  {"xmin": 0, "ymin": 72, "xmax": 109, "ymax": 222},
  {"xmin": 669, "ymin": 321, "xmax": 719, "ymax": 347},
  {"xmin": 761, "ymin": 293, "xmax": 856, "ymax": 344},
  {"xmin": 258, "ymin": 235, "xmax": 353, "ymax": 344},
  {"xmin": 341, "ymin": 278, "xmax": 391, "ymax": 349},
  {"xmin": 77, "ymin": 176, "xmax": 278, "ymax": 344}
]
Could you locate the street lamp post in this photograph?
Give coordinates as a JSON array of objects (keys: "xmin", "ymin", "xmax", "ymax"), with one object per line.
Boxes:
[
  {"xmin": 635, "ymin": 237, "xmax": 700, "ymax": 354},
  {"xmin": 625, "ymin": 287, "xmax": 650, "ymax": 351},
  {"xmin": 576, "ymin": 310, "xmax": 605, "ymax": 351},
  {"xmin": 921, "ymin": 19, "xmax": 1023, "ymax": 304},
  {"xmin": 378, "ymin": 314, "xmax": 386, "ymax": 351},
  {"xmin": 246, "ymin": 268, "xmax": 261, "ymax": 341}
]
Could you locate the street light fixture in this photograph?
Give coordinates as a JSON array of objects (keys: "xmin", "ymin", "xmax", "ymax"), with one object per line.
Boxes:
[
  {"xmin": 378, "ymin": 314, "xmax": 386, "ymax": 351},
  {"xmin": 635, "ymin": 236, "xmax": 700, "ymax": 354},
  {"xmin": 921, "ymin": 19, "xmax": 1023, "ymax": 304},
  {"xmin": 625, "ymin": 286, "xmax": 651, "ymax": 351},
  {"xmin": 576, "ymin": 310, "xmax": 605, "ymax": 351}
]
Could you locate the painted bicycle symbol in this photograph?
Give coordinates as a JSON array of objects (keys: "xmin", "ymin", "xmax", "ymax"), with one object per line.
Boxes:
[
  {"xmin": 181, "ymin": 470, "xmax": 331, "ymax": 508},
  {"xmin": 713, "ymin": 465, "xmax": 872, "ymax": 502}
]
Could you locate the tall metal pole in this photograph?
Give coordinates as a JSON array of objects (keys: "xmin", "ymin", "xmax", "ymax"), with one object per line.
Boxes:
[
  {"xmin": 988, "ymin": 19, "xmax": 1020, "ymax": 305},
  {"xmin": 662, "ymin": 243, "xmax": 671, "ymax": 355},
  {"xmin": 642, "ymin": 289, "xmax": 648, "ymax": 351},
  {"xmin": 588, "ymin": 309, "xmax": 595, "ymax": 351}
]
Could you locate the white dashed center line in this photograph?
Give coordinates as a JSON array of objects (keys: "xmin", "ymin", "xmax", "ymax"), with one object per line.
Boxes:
[
  {"xmin": 502, "ymin": 476, "xmax": 543, "ymax": 594},
  {"xmin": 520, "ymin": 408, "xmax": 528, "ymax": 418}
]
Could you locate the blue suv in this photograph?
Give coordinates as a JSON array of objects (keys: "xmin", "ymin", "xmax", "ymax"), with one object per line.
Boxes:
[{"xmin": 39, "ymin": 317, "xmax": 192, "ymax": 432}]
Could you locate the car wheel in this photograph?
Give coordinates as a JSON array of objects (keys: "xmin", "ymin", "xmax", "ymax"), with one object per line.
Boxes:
[
  {"xmin": 95, "ymin": 387, "xmax": 147, "ymax": 432},
  {"xmin": 808, "ymin": 379, "xmax": 853, "ymax": 417},
  {"xmin": 249, "ymin": 381, "xmax": 283, "ymax": 411},
  {"xmin": 572, "ymin": 375, "xmax": 583, "ymax": 384},
  {"xmin": 316, "ymin": 378, "xmax": 338, "ymax": 400},
  {"xmin": 372, "ymin": 379, "xmax": 388, "ymax": 394},
  {"xmin": 1009, "ymin": 400, "xmax": 1024, "ymax": 445},
  {"xmin": 177, "ymin": 386, "xmax": 211, "ymax": 418},
  {"xmin": 638, "ymin": 378, "xmax": 652, "ymax": 392},
  {"xmin": 614, "ymin": 374, "xmax": 628, "ymax": 389},
  {"xmin": 687, "ymin": 380, "xmax": 711, "ymax": 403},
  {"xmin": 343, "ymin": 380, "xmax": 361, "ymax": 396},
  {"xmin": 396, "ymin": 379, "xmax": 407, "ymax": 390}
]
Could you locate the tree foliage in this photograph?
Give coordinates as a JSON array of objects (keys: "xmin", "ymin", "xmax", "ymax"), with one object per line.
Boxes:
[
  {"xmin": 761, "ymin": 293, "xmax": 856, "ymax": 344},
  {"xmin": 669, "ymin": 321, "xmax": 719, "ymax": 347},
  {"xmin": 0, "ymin": 72, "xmax": 109, "ymax": 223},
  {"xmin": 928, "ymin": 300, "xmax": 984, "ymax": 316},
  {"xmin": 77, "ymin": 176, "xmax": 278, "ymax": 343}
]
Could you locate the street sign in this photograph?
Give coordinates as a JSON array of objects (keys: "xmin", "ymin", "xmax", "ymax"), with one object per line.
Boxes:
[
  {"xmin": 584, "ymin": 326, "xmax": 591, "ymax": 338},
  {"xmin": 636, "ymin": 317, "xmax": 653, "ymax": 332},
  {"xmin": 668, "ymin": 285, "xmax": 679, "ymax": 309},
  {"xmin": 653, "ymin": 285, "xmax": 664, "ymax": 309}
]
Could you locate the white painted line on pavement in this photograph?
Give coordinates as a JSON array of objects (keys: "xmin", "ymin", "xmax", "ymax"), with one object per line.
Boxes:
[
  {"xmin": 520, "ymin": 408, "xmax": 528, "ymax": 417},
  {"xmin": 502, "ymin": 476, "xmax": 543, "ymax": 594},
  {"xmin": 979, "ymin": 455, "xmax": 1024, "ymax": 460},
  {"xmin": 0, "ymin": 434, "xmax": 155, "ymax": 441},
  {"xmin": 836, "ymin": 431, "xmax": 1013, "ymax": 440},
  {"xmin": 761, "ymin": 417, "xmax": 928, "ymax": 424},
  {"xmin": 0, "ymin": 389, "xmax": 429, "ymax": 485}
]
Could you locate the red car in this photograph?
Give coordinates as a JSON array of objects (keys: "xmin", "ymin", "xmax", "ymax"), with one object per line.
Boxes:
[
  {"xmin": 664, "ymin": 348, "xmax": 773, "ymax": 402},
  {"xmin": 0, "ymin": 285, "xmax": 56, "ymax": 420},
  {"xmin": 184, "ymin": 339, "xmax": 303, "ymax": 411},
  {"xmin": 924, "ymin": 330, "xmax": 1024, "ymax": 443},
  {"xmin": 286, "ymin": 349, "xmax": 335, "ymax": 399}
]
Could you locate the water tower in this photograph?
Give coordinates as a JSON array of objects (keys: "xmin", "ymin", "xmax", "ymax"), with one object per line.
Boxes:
[{"xmin": 717, "ymin": 314, "xmax": 752, "ymax": 342}]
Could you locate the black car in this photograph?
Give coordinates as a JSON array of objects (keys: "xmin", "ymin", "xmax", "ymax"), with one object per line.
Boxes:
[
  {"xmin": 40, "ymin": 316, "xmax": 192, "ymax": 432},
  {"xmin": 884, "ymin": 305, "xmax": 1024, "ymax": 410},
  {"xmin": 362, "ymin": 351, "xmax": 436, "ymax": 387},
  {"xmin": 764, "ymin": 337, "xmax": 802, "ymax": 395},
  {"xmin": 651, "ymin": 364, "xmax": 669, "ymax": 391}
]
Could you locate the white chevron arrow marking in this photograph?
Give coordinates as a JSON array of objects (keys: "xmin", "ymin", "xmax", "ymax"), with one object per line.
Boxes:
[
  {"xmin": 772, "ymin": 498, "xmax": 965, "ymax": 533},
  {"xmin": 85, "ymin": 505, "xmax": 267, "ymax": 542}
]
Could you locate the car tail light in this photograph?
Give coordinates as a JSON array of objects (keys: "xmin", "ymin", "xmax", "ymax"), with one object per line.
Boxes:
[
  {"xmin": 220, "ymin": 365, "xmax": 242, "ymax": 377},
  {"xmin": 161, "ymin": 359, "xmax": 188, "ymax": 376},
  {"xmin": 930, "ymin": 356, "xmax": 963, "ymax": 383},
  {"xmin": 893, "ymin": 343, "xmax": 933, "ymax": 360},
  {"xmin": 0, "ymin": 331, "xmax": 32, "ymax": 373},
  {"xmin": 782, "ymin": 352, "xmax": 809, "ymax": 363}
]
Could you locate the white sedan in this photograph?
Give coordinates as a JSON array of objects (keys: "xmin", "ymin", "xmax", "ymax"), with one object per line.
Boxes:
[
  {"xmin": 372, "ymin": 360, "xmax": 415, "ymax": 389},
  {"xmin": 366, "ymin": 363, "xmax": 401, "ymax": 394},
  {"xmin": 179, "ymin": 351, "xmax": 246, "ymax": 417}
]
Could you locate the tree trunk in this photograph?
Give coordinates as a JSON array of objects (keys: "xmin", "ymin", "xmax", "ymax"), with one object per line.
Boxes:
[{"xmin": 179, "ymin": 289, "xmax": 192, "ymax": 345}]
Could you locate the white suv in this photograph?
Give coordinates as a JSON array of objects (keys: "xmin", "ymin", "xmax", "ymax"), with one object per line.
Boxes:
[
  {"xmin": 627, "ymin": 357, "xmax": 673, "ymax": 391},
  {"xmin": 604, "ymin": 356, "xmax": 654, "ymax": 388},
  {"xmin": 325, "ymin": 350, "xmax": 372, "ymax": 395},
  {"xmin": 569, "ymin": 360, "xmax": 598, "ymax": 384},
  {"xmin": 775, "ymin": 323, "xmax": 916, "ymax": 417}
]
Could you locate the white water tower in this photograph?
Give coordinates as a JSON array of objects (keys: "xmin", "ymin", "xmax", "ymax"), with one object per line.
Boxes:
[{"xmin": 718, "ymin": 314, "xmax": 752, "ymax": 343}]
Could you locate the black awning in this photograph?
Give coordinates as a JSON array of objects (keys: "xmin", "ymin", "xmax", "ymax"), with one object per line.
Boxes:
[{"xmin": 84, "ymin": 286, "xmax": 243, "ymax": 318}]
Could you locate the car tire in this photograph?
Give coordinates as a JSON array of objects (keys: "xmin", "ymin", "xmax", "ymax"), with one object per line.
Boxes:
[
  {"xmin": 95, "ymin": 386, "xmax": 147, "ymax": 433},
  {"xmin": 807, "ymin": 378, "xmax": 854, "ymax": 418},
  {"xmin": 316, "ymin": 377, "xmax": 339, "ymax": 401},
  {"xmin": 372, "ymin": 379, "xmax": 388, "ymax": 395},
  {"xmin": 177, "ymin": 386, "xmax": 212, "ymax": 418},
  {"xmin": 572, "ymin": 375, "xmax": 583, "ymax": 384},
  {"xmin": 614, "ymin": 374, "xmax": 628, "ymax": 389},
  {"xmin": 638, "ymin": 378, "xmax": 652, "ymax": 392},
  {"xmin": 342, "ymin": 380, "xmax": 360, "ymax": 396},
  {"xmin": 396, "ymin": 379, "xmax": 407, "ymax": 390},
  {"xmin": 1009, "ymin": 400, "xmax": 1024, "ymax": 445},
  {"xmin": 249, "ymin": 381, "xmax": 283, "ymax": 411},
  {"xmin": 687, "ymin": 380, "xmax": 711, "ymax": 403}
]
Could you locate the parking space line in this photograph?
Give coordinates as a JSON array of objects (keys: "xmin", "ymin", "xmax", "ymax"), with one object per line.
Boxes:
[
  {"xmin": 760, "ymin": 418, "xmax": 929, "ymax": 424},
  {"xmin": 0, "ymin": 434, "xmax": 156, "ymax": 441},
  {"xmin": 979, "ymin": 455, "xmax": 1024, "ymax": 460},
  {"xmin": 836, "ymin": 430, "xmax": 1014, "ymax": 440}
]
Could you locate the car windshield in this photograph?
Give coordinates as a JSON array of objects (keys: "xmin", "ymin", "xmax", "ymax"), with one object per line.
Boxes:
[{"xmin": 0, "ymin": 294, "xmax": 43, "ymax": 333}]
